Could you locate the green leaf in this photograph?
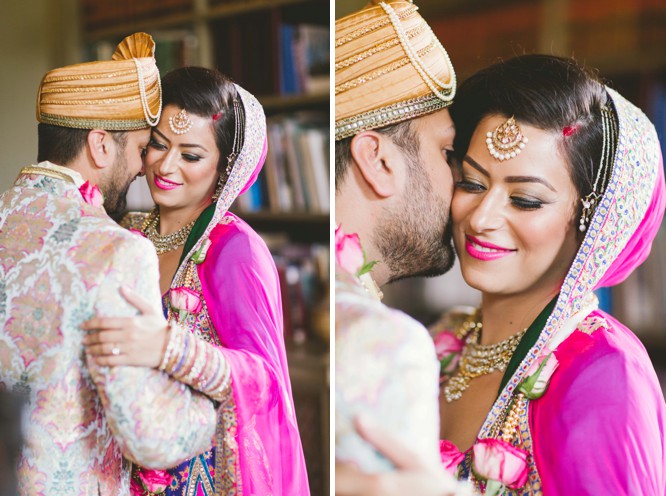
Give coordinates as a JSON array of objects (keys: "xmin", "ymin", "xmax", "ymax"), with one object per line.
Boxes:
[{"xmin": 356, "ymin": 260, "xmax": 378, "ymax": 276}]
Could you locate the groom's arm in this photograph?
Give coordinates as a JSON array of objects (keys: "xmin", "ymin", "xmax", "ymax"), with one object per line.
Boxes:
[
  {"xmin": 86, "ymin": 234, "xmax": 216, "ymax": 469},
  {"xmin": 336, "ymin": 417, "xmax": 474, "ymax": 496}
]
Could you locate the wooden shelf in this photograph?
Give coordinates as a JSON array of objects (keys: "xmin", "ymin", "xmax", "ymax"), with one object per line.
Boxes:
[
  {"xmin": 83, "ymin": 0, "xmax": 318, "ymax": 41},
  {"xmin": 206, "ymin": 0, "xmax": 312, "ymax": 20},
  {"xmin": 259, "ymin": 92, "xmax": 330, "ymax": 113},
  {"xmin": 238, "ymin": 211, "xmax": 329, "ymax": 244},
  {"xmin": 83, "ymin": 12, "xmax": 196, "ymax": 42}
]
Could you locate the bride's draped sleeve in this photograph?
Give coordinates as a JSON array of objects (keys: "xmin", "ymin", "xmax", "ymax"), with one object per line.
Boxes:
[{"xmin": 531, "ymin": 311, "xmax": 666, "ymax": 495}]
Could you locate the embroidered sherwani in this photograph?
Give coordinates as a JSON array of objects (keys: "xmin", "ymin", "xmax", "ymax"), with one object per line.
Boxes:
[
  {"xmin": 335, "ymin": 264, "xmax": 442, "ymax": 472},
  {"xmin": 0, "ymin": 162, "xmax": 217, "ymax": 496}
]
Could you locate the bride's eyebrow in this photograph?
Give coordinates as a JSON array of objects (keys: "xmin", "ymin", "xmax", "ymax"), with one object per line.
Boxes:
[
  {"xmin": 506, "ymin": 175, "xmax": 556, "ymax": 192},
  {"xmin": 153, "ymin": 127, "xmax": 209, "ymax": 152},
  {"xmin": 152, "ymin": 128, "xmax": 170, "ymax": 143},
  {"xmin": 464, "ymin": 154, "xmax": 556, "ymax": 191},
  {"xmin": 463, "ymin": 155, "xmax": 489, "ymax": 176}
]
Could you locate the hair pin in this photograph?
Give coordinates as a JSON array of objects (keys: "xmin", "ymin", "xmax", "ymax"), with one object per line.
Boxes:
[{"xmin": 563, "ymin": 124, "xmax": 579, "ymax": 137}]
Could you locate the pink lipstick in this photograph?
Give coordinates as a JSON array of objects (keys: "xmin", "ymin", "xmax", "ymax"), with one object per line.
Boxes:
[
  {"xmin": 154, "ymin": 175, "xmax": 181, "ymax": 191},
  {"xmin": 465, "ymin": 235, "xmax": 516, "ymax": 261}
]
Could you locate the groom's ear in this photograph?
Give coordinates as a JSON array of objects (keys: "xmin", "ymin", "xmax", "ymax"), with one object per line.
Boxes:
[
  {"xmin": 87, "ymin": 129, "xmax": 115, "ymax": 170},
  {"xmin": 349, "ymin": 130, "xmax": 401, "ymax": 198}
]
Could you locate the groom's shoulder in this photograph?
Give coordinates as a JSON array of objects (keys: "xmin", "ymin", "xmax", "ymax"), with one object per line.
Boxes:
[{"xmin": 75, "ymin": 215, "xmax": 157, "ymax": 264}]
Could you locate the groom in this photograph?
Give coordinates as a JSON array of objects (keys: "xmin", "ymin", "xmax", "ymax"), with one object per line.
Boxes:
[
  {"xmin": 335, "ymin": 1, "xmax": 467, "ymax": 494},
  {"xmin": 0, "ymin": 33, "xmax": 217, "ymax": 494}
]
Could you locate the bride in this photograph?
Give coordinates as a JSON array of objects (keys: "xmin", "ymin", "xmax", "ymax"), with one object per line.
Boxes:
[{"xmin": 434, "ymin": 54, "xmax": 666, "ymax": 494}]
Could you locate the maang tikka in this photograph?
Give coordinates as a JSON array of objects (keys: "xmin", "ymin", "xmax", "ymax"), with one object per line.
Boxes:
[
  {"xmin": 486, "ymin": 116, "xmax": 529, "ymax": 161},
  {"xmin": 169, "ymin": 108, "xmax": 193, "ymax": 135}
]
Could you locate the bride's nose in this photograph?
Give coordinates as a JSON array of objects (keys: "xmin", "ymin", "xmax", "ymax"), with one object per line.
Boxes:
[
  {"xmin": 468, "ymin": 191, "xmax": 504, "ymax": 232},
  {"xmin": 157, "ymin": 151, "xmax": 178, "ymax": 176}
]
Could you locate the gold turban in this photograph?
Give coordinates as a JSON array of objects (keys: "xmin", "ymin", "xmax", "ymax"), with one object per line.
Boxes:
[
  {"xmin": 335, "ymin": 0, "xmax": 456, "ymax": 140},
  {"xmin": 36, "ymin": 33, "xmax": 162, "ymax": 131}
]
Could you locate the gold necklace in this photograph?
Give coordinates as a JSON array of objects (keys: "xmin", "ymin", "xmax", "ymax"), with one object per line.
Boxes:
[
  {"xmin": 141, "ymin": 208, "xmax": 196, "ymax": 255},
  {"xmin": 443, "ymin": 318, "xmax": 527, "ymax": 403}
]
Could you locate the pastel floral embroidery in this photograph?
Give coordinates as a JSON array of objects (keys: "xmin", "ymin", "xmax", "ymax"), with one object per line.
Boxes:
[
  {"xmin": 170, "ymin": 287, "xmax": 203, "ymax": 323},
  {"xmin": 78, "ymin": 181, "xmax": 104, "ymax": 207}
]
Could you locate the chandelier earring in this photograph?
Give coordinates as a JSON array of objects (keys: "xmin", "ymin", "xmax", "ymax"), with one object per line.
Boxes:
[
  {"xmin": 211, "ymin": 175, "xmax": 224, "ymax": 202},
  {"xmin": 579, "ymin": 104, "xmax": 617, "ymax": 232}
]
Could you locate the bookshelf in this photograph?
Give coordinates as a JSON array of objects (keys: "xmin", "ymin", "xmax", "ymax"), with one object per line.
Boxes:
[{"xmin": 79, "ymin": 1, "xmax": 329, "ymax": 494}]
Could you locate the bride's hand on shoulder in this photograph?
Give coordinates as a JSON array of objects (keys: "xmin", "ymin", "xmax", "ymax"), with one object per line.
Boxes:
[{"xmin": 82, "ymin": 287, "xmax": 169, "ymax": 368}]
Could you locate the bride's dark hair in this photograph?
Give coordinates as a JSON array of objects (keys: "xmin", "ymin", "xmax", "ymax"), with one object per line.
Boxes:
[
  {"xmin": 161, "ymin": 66, "xmax": 243, "ymax": 179},
  {"xmin": 450, "ymin": 54, "xmax": 617, "ymax": 230}
]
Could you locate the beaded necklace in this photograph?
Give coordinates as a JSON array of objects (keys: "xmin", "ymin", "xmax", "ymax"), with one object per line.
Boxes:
[
  {"xmin": 444, "ymin": 318, "xmax": 527, "ymax": 403},
  {"xmin": 141, "ymin": 208, "xmax": 195, "ymax": 255}
]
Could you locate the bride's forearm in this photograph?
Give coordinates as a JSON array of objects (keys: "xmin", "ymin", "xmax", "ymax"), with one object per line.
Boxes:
[{"xmin": 159, "ymin": 324, "xmax": 231, "ymax": 402}]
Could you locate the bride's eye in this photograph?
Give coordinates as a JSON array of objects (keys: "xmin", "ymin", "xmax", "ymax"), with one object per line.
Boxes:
[
  {"xmin": 148, "ymin": 139, "xmax": 167, "ymax": 151},
  {"xmin": 510, "ymin": 196, "xmax": 544, "ymax": 210},
  {"xmin": 455, "ymin": 179, "xmax": 485, "ymax": 193},
  {"xmin": 182, "ymin": 154, "xmax": 202, "ymax": 162}
]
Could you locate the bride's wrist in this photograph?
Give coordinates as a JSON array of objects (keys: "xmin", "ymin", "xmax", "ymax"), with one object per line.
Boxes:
[{"xmin": 159, "ymin": 324, "xmax": 180, "ymax": 372}]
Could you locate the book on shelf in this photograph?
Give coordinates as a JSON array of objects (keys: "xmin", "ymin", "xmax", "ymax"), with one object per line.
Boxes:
[
  {"xmin": 212, "ymin": 11, "xmax": 280, "ymax": 96},
  {"xmin": 280, "ymin": 23, "xmax": 329, "ymax": 95},
  {"xmin": 236, "ymin": 112, "xmax": 329, "ymax": 214},
  {"xmin": 212, "ymin": 11, "xmax": 329, "ymax": 98},
  {"xmin": 153, "ymin": 29, "xmax": 200, "ymax": 74},
  {"xmin": 272, "ymin": 242, "xmax": 329, "ymax": 345}
]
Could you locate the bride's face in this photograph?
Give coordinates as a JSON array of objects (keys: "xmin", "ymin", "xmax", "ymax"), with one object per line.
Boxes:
[
  {"xmin": 145, "ymin": 104, "xmax": 221, "ymax": 212},
  {"xmin": 452, "ymin": 114, "xmax": 580, "ymax": 299}
]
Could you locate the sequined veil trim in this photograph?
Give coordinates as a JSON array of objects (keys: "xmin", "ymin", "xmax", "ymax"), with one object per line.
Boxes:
[{"xmin": 504, "ymin": 398, "xmax": 542, "ymax": 496}]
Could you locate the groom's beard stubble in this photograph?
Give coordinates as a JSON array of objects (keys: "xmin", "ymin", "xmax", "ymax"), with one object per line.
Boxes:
[
  {"xmin": 103, "ymin": 151, "xmax": 134, "ymax": 219},
  {"xmin": 374, "ymin": 166, "xmax": 455, "ymax": 284}
]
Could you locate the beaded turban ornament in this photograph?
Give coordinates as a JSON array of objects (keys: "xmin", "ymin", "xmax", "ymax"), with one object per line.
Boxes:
[
  {"xmin": 36, "ymin": 32, "xmax": 162, "ymax": 130},
  {"xmin": 335, "ymin": 0, "xmax": 456, "ymax": 141}
]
